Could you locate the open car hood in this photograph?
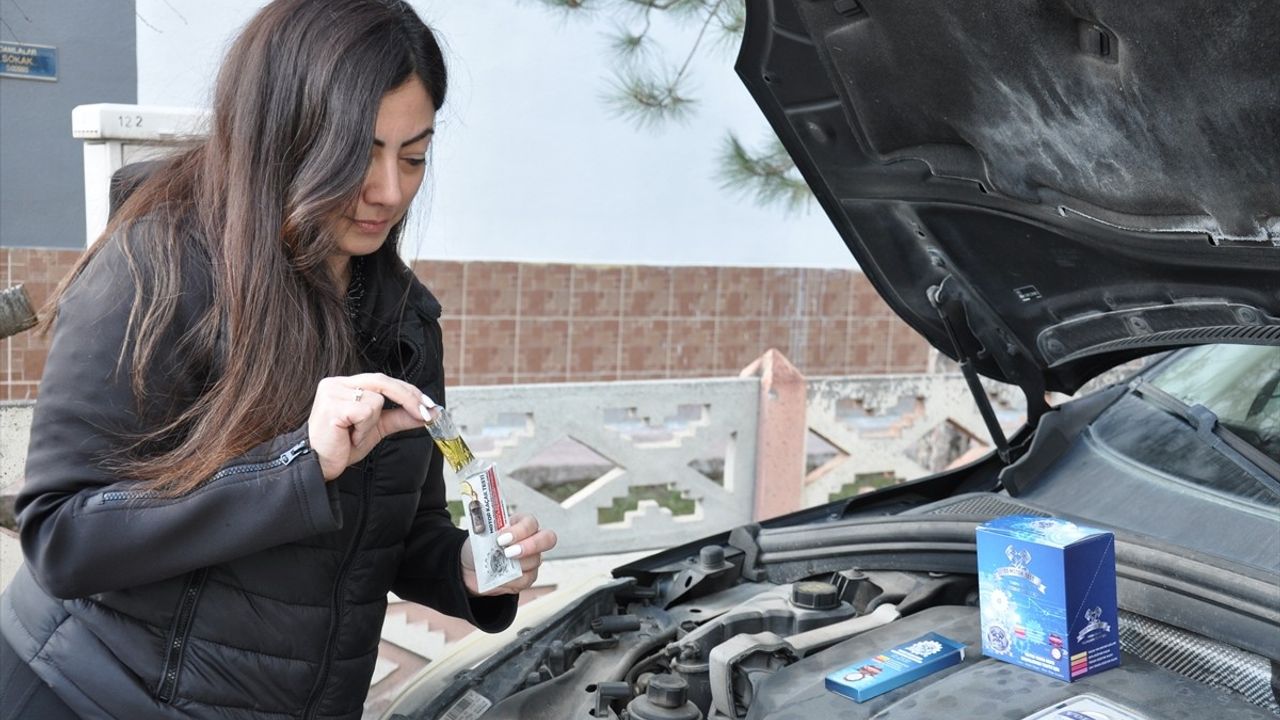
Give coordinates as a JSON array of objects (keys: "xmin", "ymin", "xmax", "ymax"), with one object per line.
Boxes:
[{"xmin": 737, "ymin": 0, "xmax": 1280, "ymax": 394}]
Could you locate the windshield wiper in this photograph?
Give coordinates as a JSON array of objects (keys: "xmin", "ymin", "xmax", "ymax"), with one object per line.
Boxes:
[{"xmin": 1128, "ymin": 378, "xmax": 1280, "ymax": 491}]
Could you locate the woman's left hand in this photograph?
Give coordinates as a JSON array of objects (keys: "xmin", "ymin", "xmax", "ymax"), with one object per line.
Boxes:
[{"xmin": 461, "ymin": 513, "xmax": 558, "ymax": 596}]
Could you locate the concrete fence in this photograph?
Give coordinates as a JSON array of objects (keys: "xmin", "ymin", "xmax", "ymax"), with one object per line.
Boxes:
[{"xmin": 434, "ymin": 352, "xmax": 1027, "ymax": 559}]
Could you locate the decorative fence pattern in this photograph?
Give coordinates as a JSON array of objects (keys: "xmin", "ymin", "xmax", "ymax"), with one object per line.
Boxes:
[
  {"xmin": 441, "ymin": 378, "xmax": 760, "ymax": 558},
  {"xmin": 433, "ymin": 370, "xmax": 1024, "ymax": 557},
  {"xmin": 803, "ymin": 375, "xmax": 1025, "ymax": 507}
]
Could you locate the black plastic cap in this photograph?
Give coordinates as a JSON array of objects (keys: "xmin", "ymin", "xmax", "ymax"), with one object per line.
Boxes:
[
  {"xmin": 699, "ymin": 545, "xmax": 726, "ymax": 570},
  {"xmin": 646, "ymin": 674, "xmax": 689, "ymax": 709},
  {"xmin": 791, "ymin": 581, "xmax": 839, "ymax": 610}
]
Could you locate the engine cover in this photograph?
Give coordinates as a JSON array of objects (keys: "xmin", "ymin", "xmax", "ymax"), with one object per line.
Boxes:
[{"xmin": 744, "ymin": 606, "xmax": 1264, "ymax": 719}]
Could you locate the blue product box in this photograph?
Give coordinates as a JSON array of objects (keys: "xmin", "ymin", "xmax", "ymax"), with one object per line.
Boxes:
[
  {"xmin": 976, "ymin": 515, "xmax": 1120, "ymax": 682},
  {"xmin": 825, "ymin": 632, "xmax": 966, "ymax": 703}
]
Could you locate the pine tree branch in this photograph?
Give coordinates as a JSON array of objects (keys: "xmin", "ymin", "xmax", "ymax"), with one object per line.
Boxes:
[
  {"xmin": 605, "ymin": 69, "xmax": 695, "ymax": 128},
  {"xmin": 717, "ymin": 134, "xmax": 812, "ymax": 212},
  {"xmin": 526, "ymin": 0, "xmax": 804, "ymax": 213},
  {"xmin": 711, "ymin": 1, "xmax": 746, "ymax": 50},
  {"xmin": 531, "ymin": 0, "xmax": 596, "ymax": 10},
  {"xmin": 673, "ymin": 0, "xmax": 725, "ymax": 84},
  {"xmin": 621, "ymin": 0, "xmax": 707, "ymax": 16}
]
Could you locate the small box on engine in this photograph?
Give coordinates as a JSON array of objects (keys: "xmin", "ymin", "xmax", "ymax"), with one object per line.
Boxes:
[{"xmin": 976, "ymin": 515, "xmax": 1119, "ymax": 682}]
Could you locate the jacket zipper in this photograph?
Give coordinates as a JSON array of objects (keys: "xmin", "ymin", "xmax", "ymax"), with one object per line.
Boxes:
[
  {"xmin": 302, "ymin": 456, "xmax": 373, "ymax": 719},
  {"xmin": 156, "ymin": 567, "xmax": 209, "ymax": 703},
  {"xmin": 403, "ymin": 337, "xmax": 426, "ymax": 385},
  {"xmin": 99, "ymin": 440, "xmax": 311, "ymax": 504},
  {"xmin": 148, "ymin": 440, "xmax": 310, "ymax": 703}
]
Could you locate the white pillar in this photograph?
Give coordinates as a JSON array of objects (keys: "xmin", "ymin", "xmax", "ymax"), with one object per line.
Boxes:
[
  {"xmin": 71, "ymin": 104, "xmax": 206, "ymax": 246},
  {"xmin": 79, "ymin": 140, "xmax": 125, "ymax": 247}
]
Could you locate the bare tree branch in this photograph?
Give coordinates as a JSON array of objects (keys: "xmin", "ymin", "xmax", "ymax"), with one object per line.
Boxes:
[
  {"xmin": 672, "ymin": 0, "xmax": 723, "ymax": 84},
  {"xmin": 160, "ymin": 0, "xmax": 189, "ymax": 25},
  {"xmin": 136, "ymin": 11, "xmax": 163, "ymax": 33},
  {"xmin": 6, "ymin": 0, "xmax": 32, "ymax": 23}
]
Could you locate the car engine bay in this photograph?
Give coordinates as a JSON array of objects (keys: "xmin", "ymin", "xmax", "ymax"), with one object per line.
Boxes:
[{"xmin": 410, "ymin": 496, "xmax": 1277, "ymax": 720}]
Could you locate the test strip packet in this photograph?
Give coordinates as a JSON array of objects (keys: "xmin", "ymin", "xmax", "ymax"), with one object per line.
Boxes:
[
  {"xmin": 825, "ymin": 632, "xmax": 966, "ymax": 703},
  {"xmin": 458, "ymin": 464, "xmax": 523, "ymax": 593}
]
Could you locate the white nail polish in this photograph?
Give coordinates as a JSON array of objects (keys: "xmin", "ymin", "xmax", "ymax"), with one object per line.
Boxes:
[
  {"xmin": 496, "ymin": 532, "xmax": 513, "ymax": 547},
  {"xmin": 420, "ymin": 403, "xmax": 440, "ymax": 425},
  {"xmin": 504, "ymin": 544, "xmax": 523, "ymax": 559}
]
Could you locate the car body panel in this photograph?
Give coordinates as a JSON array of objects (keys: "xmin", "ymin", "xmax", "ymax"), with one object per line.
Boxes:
[{"xmin": 735, "ymin": 0, "xmax": 1280, "ymax": 394}]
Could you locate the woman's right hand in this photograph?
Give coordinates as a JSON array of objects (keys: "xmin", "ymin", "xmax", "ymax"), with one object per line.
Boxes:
[{"xmin": 307, "ymin": 373, "xmax": 429, "ymax": 481}]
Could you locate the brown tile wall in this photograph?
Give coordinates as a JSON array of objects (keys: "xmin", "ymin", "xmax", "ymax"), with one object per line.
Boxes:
[
  {"xmin": 0, "ymin": 249, "xmax": 933, "ymax": 399},
  {"xmin": 411, "ymin": 261, "xmax": 932, "ymax": 386},
  {"xmin": 0, "ymin": 248, "xmax": 82, "ymax": 401}
]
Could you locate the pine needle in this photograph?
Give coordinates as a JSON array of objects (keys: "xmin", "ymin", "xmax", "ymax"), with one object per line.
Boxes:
[
  {"xmin": 619, "ymin": 0, "xmax": 709, "ymax": 19},
  {"xmin": 606, "ymin": 25, "xmax": 653, "ymax": 65},
  {"xmin": 717, "ymin": 133, "xmax": 812, "ymax": 212},
  {"xmin": 604, "ymin": 69, "xmax": 696, "ymax": 129},
  {"xmin": 711, "ymin": 0, "xmax": 746, "ymax": 51},
  {"xmin": 529, "ymin": 0, "xmax": 598, "ymax": 15}
]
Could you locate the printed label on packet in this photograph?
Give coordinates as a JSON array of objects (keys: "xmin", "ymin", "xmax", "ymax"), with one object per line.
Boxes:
[
  {"xmin": 459, "ymin": 464, "xmax": 523, "ymax": 593},
  {"xmin": 825, "ymin": 632, "xmax": 966, "ymax": 703}
]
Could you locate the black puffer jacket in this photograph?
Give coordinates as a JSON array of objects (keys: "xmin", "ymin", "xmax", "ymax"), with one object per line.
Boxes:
[{"xmin": 0, "ymin": 233, "xmax": 515, "ymax": 718}]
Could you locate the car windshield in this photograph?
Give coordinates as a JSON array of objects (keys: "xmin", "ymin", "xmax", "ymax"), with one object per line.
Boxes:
[
  {"xmin": 1030, "ymin": 344, "xmax": 1279, "ymax": 574},
  {"xmin": 1147, "ymin": 344, "xmax": 1280, "ymax": 461}
]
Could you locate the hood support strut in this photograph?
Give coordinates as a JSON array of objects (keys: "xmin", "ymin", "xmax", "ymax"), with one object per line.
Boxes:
[{"xmin": 929, "ymin": 276, "xmax": 1049, "ymax": 464}]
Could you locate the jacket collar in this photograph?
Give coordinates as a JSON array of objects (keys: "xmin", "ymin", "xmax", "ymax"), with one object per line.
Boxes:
[{"xmin": 346, "ymin": 247, "xmax": 442, "ymax": 369}]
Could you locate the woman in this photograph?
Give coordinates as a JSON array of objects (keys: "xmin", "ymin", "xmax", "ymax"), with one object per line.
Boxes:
[{"xmin": 0, "ymin": 1, "xmax": 555, "ymax": 717}]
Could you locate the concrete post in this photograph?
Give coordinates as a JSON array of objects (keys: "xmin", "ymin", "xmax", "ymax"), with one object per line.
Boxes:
[
  {"xmin": 740, "ymin": 349, "xmax": 807, "ymax": 521},
  {"xmin": 79, "ymin": 139, "xmax": 125, "ymax": 246},
  {"xmin": 72, "ymin": 104, "xmax": 206, "ymax": 245}
]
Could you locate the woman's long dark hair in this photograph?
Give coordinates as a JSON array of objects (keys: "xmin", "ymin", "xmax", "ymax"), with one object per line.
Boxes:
[{"xmin": 42, "ymin": 0, "xmax": 447, "ymax": 494}]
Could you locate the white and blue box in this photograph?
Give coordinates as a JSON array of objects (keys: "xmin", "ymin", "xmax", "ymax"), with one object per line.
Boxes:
[
  {"xmin": 825, "ymin": 632, "xmax": 966, "ymax": 703},
  {"xmin": 976, "ymin": 515, "xmax": 1120, "ymax": 682}
]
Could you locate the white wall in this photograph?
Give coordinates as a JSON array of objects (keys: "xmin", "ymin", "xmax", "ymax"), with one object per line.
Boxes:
[{"xmin": 135, "ymin": 0, "xmax": 852, "ymax": 268}]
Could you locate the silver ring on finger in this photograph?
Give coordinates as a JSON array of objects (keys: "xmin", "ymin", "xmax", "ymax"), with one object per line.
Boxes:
[{"xmin": 353, "ymin": 387, "xmax": 365, "ymax": 403}]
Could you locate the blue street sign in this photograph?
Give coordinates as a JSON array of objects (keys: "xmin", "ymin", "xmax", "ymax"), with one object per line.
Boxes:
[{"xmin": 0, "ymin": 42, "xmax": 58, "ymax": 82}]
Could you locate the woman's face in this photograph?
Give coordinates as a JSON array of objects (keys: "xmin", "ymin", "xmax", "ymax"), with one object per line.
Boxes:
[{"xmin": 333, "ymin": 78, "xmax": 436, "ymax": 263}]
